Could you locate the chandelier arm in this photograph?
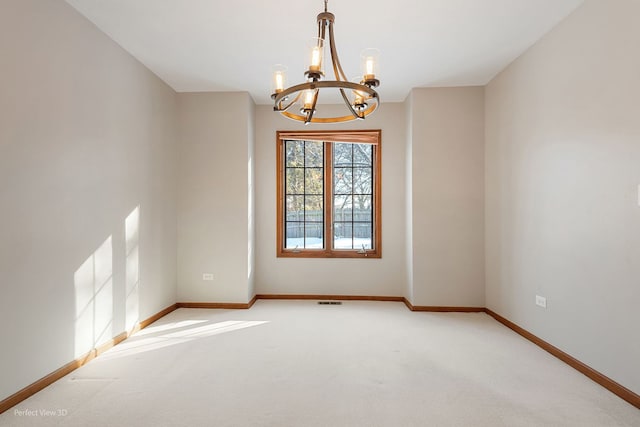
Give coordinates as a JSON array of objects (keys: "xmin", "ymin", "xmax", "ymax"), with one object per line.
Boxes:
[
  {"xmin": 273, "ymin": 82, "xmax": 317, "ymax": 108},
  {"xmin": 328, "ymin": 22, "xmax": 348, "ymax": 82},
  {"xmin": 277, "ymin": 92, "xmax": 302, "ymax": 112},
  {"xmin": 339, "ymin": 88, "xmax": 362, "ymax": 120},
  {"xmin": 327, "ymin": 22, "xmax": 341, "ymax": 81},
  {"xmin": 322, "ymin": 17, "xmax": 328, "ymax": 40}
]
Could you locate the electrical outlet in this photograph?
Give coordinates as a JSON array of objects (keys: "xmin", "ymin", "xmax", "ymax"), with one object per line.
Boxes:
[
  {"xmin": 535, "ymin": 295, "xmax": 547, "ymax": 308},
  {"xmin": 202, "ymin": 273, "xmax": 214, "ymax": 281}
]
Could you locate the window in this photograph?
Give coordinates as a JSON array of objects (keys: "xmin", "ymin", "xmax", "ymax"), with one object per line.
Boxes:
[{"xmin": 276, "ymin": 130, "xmax": 381, "ymax": 258}]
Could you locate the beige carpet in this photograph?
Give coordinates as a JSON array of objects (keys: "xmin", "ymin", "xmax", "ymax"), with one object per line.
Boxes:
[{"xmin": 1, "ymin": 300, "xmax": 638, "ymax": 426}]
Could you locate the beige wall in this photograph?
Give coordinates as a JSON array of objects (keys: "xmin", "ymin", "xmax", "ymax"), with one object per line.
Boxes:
[
  {"xmin": 485, "ymin": 0, "xmax": 640, "ymax": 394},
  {"xmin": 5, "ymin": 0, "xmax": 637, "ymax": 405},
  {"xmin": 176, "ymin": 92, "xmax": 255, "ymax": 303},
  {"xmin": 254, "ymin": 103, "xmax": 408, "ymax": 296},
  {"xmin": 0, "ymin": 0, "xmax": 178, "ymax": 402},
  {"xmin": 179, "ymin": 92, "xmax": 485, "ymax": 303},
  {"xmin": 408, "ymin": 87, "xmax": 486, "ymax": 307}
]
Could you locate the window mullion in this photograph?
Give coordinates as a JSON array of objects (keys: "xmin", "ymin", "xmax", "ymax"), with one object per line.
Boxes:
[
  {"xmin": 303, "ymin": 143, "xmax": 307, "ymax": 250},
  {"xmin": 351, "ymin": 144, "xmax": 355, "ymax": 250},
  {"xmin": 324, "ymin": 142, "xmax": 333, "ymax": 254}
]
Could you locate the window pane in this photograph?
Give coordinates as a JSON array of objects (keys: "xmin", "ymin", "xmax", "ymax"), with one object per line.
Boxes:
[
  {"xmin": 333, "ymin": 195, "xmax": 353, "ymax": 222},
  {"xmin": 305, "ymin": 223, "xmax": 323, "ymax": 248},
  {"xmin": 333, "ymin": 223, "xmax": 353, "ymax": 249},
  {"xmin": 353, "ymin": 144, "xmax": 372, "ymax": 166},
  {"xmin": 305, "ymin": 141, "xmax": 323, "ymax": 167},
  {"xmin": 285, "ymin": 222, "xmax": 304, "ymax": 249},
  {"xmin": 285, "ymin": 195, "xmax": 304, "ymax": 221},
  {"xmin": 334, "ymin": 167, "xmax": 352, "ymax": 195},
  {"xmin": 305, "ymin": 168, "xmax": 323, "ymax": 195},
  {"xmin": 353, "ymin": 195, "xmax": 372, "ymax": 221},
  {"xmin": 332, "ymin": 143, "xmax": 373, "ymax": 252},
  {"xmin": 353, "ymin": 167, "xmax": 372, "ymax": 195},
  {"xmin": 354, "ymin": 223, "xmax": 372, "ymax": 250},
  {"xmin": 333, "ymin": 143, "xmax": 352, "ymax": 166},
  {"xmin": 305, "ymin": 195, "xmax": 323, "ymax": 222},
  {"xmin": 286, "ymin": 168, "xmax": 304, "ymax": 194},
  {"xmin": 286, "ymin": 141, "xmax": 304, "ymax": 167}
]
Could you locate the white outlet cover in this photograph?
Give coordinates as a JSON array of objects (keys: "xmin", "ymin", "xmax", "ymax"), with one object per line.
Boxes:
[{"xmin": 202, "ymin": 273, "xmax": 214, "ymax": 281}]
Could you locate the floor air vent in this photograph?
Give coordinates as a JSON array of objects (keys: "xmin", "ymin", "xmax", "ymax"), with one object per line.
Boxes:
[{"xmin": 318, "ymin": 301, "xmax": 342, "ymax": 305}]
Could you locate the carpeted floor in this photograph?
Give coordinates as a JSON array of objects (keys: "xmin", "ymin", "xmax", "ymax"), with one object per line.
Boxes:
[{"xmin": 1, "ymin": 300, "xmax": 639, "ymax": 426}]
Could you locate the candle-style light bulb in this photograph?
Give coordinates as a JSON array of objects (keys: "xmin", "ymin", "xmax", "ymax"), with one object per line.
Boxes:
[
  {"xmin": 366, "ymin": 58, "xmax": 374, "ymax": 76},
  {"xmin": 311, "ymin": 47, "xmax": 321, "ymax": 68},
  {"xmin": 352, "ymin": 78, "xmax": 367, "ymax": 114},
  {"xmin": 303, "ymin": 90, "xmax": 315, "ymax": 109},
  {"xmin": 271, "ymin": 65, "xmax": 287, "ymax": 95},
  {"xmin": 306, "ymin": 38, "xmax": 324, "ymax": 76},
  {"xmin": 361, "ymin": 48, "xmax": 380, "ymax": 84}
]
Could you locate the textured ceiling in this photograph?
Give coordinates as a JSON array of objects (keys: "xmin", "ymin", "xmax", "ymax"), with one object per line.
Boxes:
[{"xmin": 65, "ymin": 0, "xmax": 584, "ymax": 104}]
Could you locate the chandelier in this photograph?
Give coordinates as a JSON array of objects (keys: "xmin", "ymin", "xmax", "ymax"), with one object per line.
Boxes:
[{"xmin": 271, "ymin": 0, "xmax": 380, "ymax": 124}]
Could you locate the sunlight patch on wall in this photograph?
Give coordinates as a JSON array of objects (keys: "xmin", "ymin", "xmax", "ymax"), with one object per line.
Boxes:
[
  {"xmin": 74, "ymin": 236, "xmax": 114, "ymax": 358},
  {"xmin": 125, "ymin": 206, "xmax": 140, "ymax": 331}
]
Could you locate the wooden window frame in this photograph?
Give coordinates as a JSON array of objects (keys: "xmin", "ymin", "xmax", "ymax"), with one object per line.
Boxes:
[{"xmin": 276, "ymin": 130, "xmax": 382, "ymax": 258}]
